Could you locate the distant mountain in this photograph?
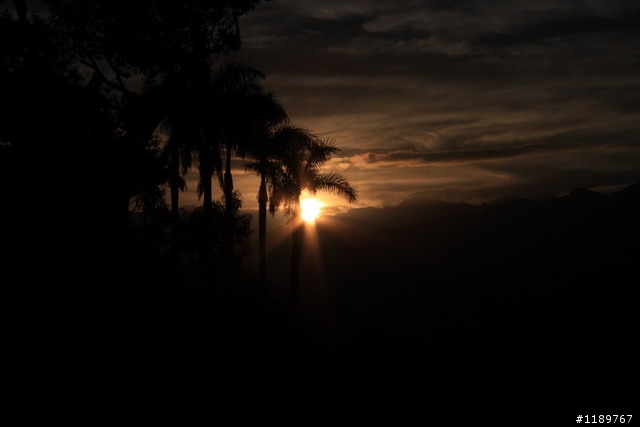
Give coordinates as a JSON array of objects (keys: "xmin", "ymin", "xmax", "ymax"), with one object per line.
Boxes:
[
  {"xmin": 304, "ymin": 183, "xmax": 638, "ymax": 401},
  {"xmin": 335, "ymin": 181, "xmax": 639, "ymax": 222},
  {"xmin": 263, "ymin": 182, "xmax": 640, "ymax": 297},
  {"xmin": 306, "ymin": 181, "xmax": 640, "ymax": 298}
]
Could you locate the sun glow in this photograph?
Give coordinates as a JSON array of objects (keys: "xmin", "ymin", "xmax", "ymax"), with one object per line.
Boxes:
[{"xmin": 300, "ymin": 198, "xmax": 324, "ymax": 223}]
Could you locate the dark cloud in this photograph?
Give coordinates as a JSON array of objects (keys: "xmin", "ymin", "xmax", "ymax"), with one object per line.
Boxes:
[
  {"xmin": 479, "ymin": 12, "xmax": 640, "ymax": 47},
  {"xmin": 352, "ymin": 142, "xmax": 576, "ymax": 165},
  {"xmin": 227, "ymin": 0, "xmax": 640, "ymax": 208}
]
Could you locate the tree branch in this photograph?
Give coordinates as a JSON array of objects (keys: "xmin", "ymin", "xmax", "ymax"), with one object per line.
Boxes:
[
  {"xmin": 81, "ymin": 56, "xmax": 132, "ymax": 96},
  {"xmin": 105, "ymin": 56, "xmax": 130, "ymax": 94}
]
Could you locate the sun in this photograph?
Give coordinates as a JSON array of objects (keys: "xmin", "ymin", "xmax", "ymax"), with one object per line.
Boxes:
[{"xmin": 300, "ymin": 198, "xmax": 324, "ymax": 223}]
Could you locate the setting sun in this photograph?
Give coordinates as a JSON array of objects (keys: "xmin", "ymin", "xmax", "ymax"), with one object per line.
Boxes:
[{"xmin": 300, "ymin": 198, "xmax": 324, "ymax": 223}]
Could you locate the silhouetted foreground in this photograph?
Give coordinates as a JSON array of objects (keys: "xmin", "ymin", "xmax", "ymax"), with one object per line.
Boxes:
[{"xmin": 91, "ymin": 184, "xmax": 638, "ymax": 425}]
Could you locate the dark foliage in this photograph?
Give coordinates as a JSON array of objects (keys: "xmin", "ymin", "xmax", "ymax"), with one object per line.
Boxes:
[
  {"xmin": 177, "ymin": 192, "xmax": 253, "ymax": 281},
  {"xmin": 3, "ymin": 1, "xmax": 636, "ymax": 425}
]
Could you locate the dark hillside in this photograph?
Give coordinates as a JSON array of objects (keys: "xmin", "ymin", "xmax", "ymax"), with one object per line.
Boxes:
[
  {"xmin": 90, "ymin": 183, "xmax": 639, "ymax": 425},
  {"xmin": 307, "ymin": 184, "xmax": 638, "ymax": 417}
]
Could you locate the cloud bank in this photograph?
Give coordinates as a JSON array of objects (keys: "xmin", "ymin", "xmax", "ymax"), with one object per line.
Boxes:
[{"xmin": 219, "ymin": 0, "xmax": 640, "ymax": 211}]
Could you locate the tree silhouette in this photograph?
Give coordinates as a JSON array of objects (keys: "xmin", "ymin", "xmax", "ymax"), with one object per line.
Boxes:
[
  {"xmin": 140, "ymin": 60, "xmax": 285, "ymax": 279},
  {"xmin": 1, "ymin": 0, "xmax": 120, "ymax": 239},
  {"xmin": 40, "ymin": 0, "xmax": 265, "ymax": 246},
  {"xmin": 44, "ymin": 0, "xmax": 262, "ymax": 87},
  {"xmin": 209, "ymin": 62, "xmax": 269, "ymax": 268},
  {"xmin": 153, "ymin": 60, "xmax": 209, "ymax": 259},
  {"xmin": 243, "ymin": 104, "xmax": 291, "ymax": 288},
  {"xmin": 267, "ymin": 127, "xmax": 358, "ymax": 312}
]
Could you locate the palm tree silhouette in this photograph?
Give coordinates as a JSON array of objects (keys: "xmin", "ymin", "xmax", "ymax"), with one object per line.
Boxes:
[
  {"xmin": 267, "ymin": 127, "xmax": 357, "ymax": 312},
  {"xmin": 154, "ymin": 60, "xmax": 284, "ymax": 277},
  {"xmin": 246, "ymin": 122, "xmax": 323, "ymax": 290},
  {"xmin": 155, "ymin": 60, "xmax": 209, "ymax": 232},
  {"xmin": 208, "ymin": 62, "xmax": 278, "ymax": 269}
]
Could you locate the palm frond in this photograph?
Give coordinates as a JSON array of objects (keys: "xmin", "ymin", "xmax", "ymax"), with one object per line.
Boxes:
[
  {"xmin": 313, "ymin": 172, "xmax": 358, "ymax": 203},
  {"xmin": 212, "ymin": 62, "xmax": 265, "ymax": 96},
  {"xmin": 306, "ymin": 137, "xmax": 340, "ymax": 166},
  {"xmin": 171, "ymin": 175, "xmax": 187, "ymax": 192},
  {"xmin": 245, "ymin": 162, "xmax": 260, "ymax": 175}
]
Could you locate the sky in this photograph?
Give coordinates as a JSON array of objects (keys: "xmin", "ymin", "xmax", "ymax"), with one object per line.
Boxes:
[
  {"xmin": 8, "ymin": 0, "xmax": 637, "ymax": 215},
  {"xmin": 185, "ymin": 0, "xmax": 640, "ymax": 215}
]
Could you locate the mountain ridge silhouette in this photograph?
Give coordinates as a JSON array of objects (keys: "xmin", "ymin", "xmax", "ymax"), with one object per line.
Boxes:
[
  {"xmin": 334, "ymin": 181, "xmax": 640, "ymax": 222},
  {"xmin": 292, "ymin": 182, "xmax": 638, "ymax": 412}
]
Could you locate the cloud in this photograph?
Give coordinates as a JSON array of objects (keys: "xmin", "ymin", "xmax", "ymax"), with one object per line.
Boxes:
[
  {"xmin": 230, "ymin": 0, "xmax": 640, "ymax": 209},
  {"xmin": 324, "ymin": 142, "xmax": 640, "ymax": 207},
  {"xmin": 343, "ymin": 143, "xmax": 576, "ymax": 167}
]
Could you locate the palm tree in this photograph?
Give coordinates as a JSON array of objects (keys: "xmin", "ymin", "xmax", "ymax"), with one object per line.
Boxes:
[
  {"xmin": 208, "ymin": 62, "xmax": 288, "ymax": 271},
  {"xmin": 148, "ymin": 60, "xmax": 271, "ymax": 276},
  {"xmin": 241, "ymin": 100, "xmax": 289, "ymax": 289},
  {"xmin": 150, "ymin": 60, "xmax": 273, "ymax": 279},
  {"xmin": 154, "ymin": 61, "xmax": 207, "ymax": 230},
  {"xmin": 210, "ymin": 63, "xmax": 266, "ymax": 212},
  {"xmin": 268, "ymin": 127, "xmax": 357, "ymax": 313},
  {"xmin": 146, "ymin": 59, "xmax": 296, "ymax": 282}
]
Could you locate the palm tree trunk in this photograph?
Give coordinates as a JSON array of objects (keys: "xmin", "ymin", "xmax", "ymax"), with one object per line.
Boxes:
[
  {"xmin": 201, "ymin": 148, "xmax": 213, "ymax": 215},
  {"xmin": 258, "ymin": 173, "xmax": 268, "ymax": 288},
  {"xmin": 224, "ymin": 143, "xmax": 234, "ymax": 210},
  {"xmin": 290, "ymin": 200, "xmax": 303, "ymax": 313},
  {"xmin": 169, "ymin": 140, "xmax": 181, "ymax": 273},
  {"xmin": 198, "ymin": 144, "xmax": 216, "ymax": 283},
  {"xmin": 223, "ymin": 143, "xmax": 235, "ymax": 273}
]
